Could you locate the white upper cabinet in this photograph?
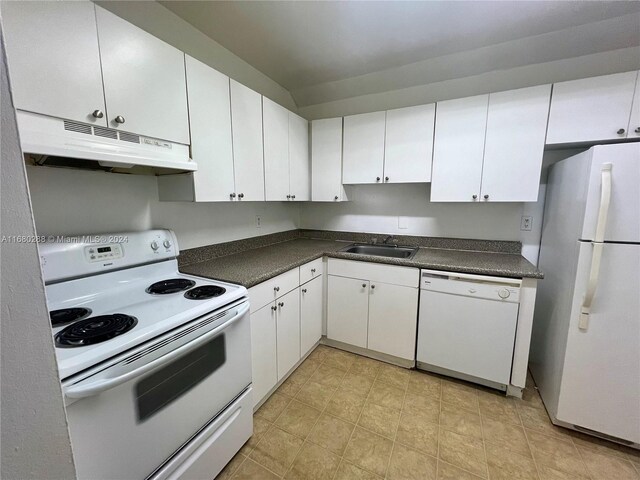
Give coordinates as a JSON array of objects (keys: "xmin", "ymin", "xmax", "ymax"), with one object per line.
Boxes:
[
  {"xmin": 384, "ymin": 104, "xmax": 435, "ymax": 183},
  {"xmin": 629, "ymin": 73, "xmax": 640, "ymax": 139},
  {"xmin": 311, "ymin": 118, "xmax": 348, "ymax": 202},
  {"xmin": 342, "ymin": 111, "xmax": 386, "ymax": 184},
  {"xmin": 263, "ymin": 97, "xmax": 291, "ymax": 201},
  {"xmin": 481, "ymin": 85, "xmax": 551, "ymax": 202},
  {"xmin": 431, "ymin": 94, "xmax": 488, "ymax": 202},
  {"xmin": 546, "ymin": 71, "xmax": 639, "ymax": 145},
  {"xmin": 2, "ymin": 1, "xmax": 107, "ymax": 126},
  {"xmin": 95, "ymin": 6, "xmax": 189, "ymax": 144},
  {"xmin": 230, "ymin": 80, "xmax": 265, "ymax": 201},
  {"xmin": 289, "ymin": 112, "xmax": 311, "ymax": 201}
]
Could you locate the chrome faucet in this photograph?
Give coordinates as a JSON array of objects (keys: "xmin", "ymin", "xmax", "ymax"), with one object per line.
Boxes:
[{"xmin": 382, "ymin": 235, "xmax": 396, "ymax": 245}]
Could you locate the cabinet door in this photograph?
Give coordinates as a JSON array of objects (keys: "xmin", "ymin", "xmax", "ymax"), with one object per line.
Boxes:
[
  {"xmin": 546, "ymin": 71, "xmax": 638, "ymax": 145},
  {"xmin": 367, "ymin": 283, "xmax": 418, "ymax": 360},
  {"xmin": 250, "ymin": 304, "xmax": 278, "ymax": 407},
  {"xmin": 628, "ymin": 72, "xmax": 640, "ymax": 140},
  {"xmin": 95, "ymin": 6, "xmax": 189, "ymax": 144},
  {"xmin": 263, "ymin": 98, "xmax": 290, "ymax": 201},
  {"xmin": 384, "ymin": 104, "xmax": 435, "ymax": 183},
  {"xmin": 300, "ymin": 276, "xmax": 323, "ymax": 356},
  {"xmin": 480, "ymin": 85, "xmax": 551, "ymax": 202},
  {"xmin": 327, "ymin": 276, "xmax": 369, "ymax": 348},
  {"xmin": 276, "ymin": 289, "xmax": 301, "ymax": 380},
  {"xmin": 311, "ymin": 118, "xmax": 347, "ymax": 201},
  {"xmin": 289, "ymin": 112, "xmax": 310, "ymax": 201},
  {"xmin": 342, "ymin": 112, "xmax": 386, "ymax": 184},
  {"xmin": 230, "ymin": 80, "xmax": 265, "ymax": 201},
  {"xmin": 2, "ymin": 1, "xmax": 107, "ymax": 126},
  {"xmin": 184, "ymin": 56, "xmax": 234, "ymax": 201},
  {"xmin": 431, "ymin": 95, "xmax": 488, "ymax": 202}
]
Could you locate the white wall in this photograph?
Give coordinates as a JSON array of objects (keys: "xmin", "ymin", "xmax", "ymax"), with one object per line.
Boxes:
[
  {"xmin": 300, "ymin": 183, "xmax": 546, "ymax": 264},
  {"xmin": 0, "ymin": 32, "xmax": 76, "ymax": 480},
  {"xmin": 26, "ymin": 167, "xmax": 300, "ymax": 250}
]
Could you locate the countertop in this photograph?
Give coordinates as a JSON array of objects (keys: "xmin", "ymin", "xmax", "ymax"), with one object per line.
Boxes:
[{"xmin": 180, "ymin": 238, "xmax": 543, "ymax": 288}]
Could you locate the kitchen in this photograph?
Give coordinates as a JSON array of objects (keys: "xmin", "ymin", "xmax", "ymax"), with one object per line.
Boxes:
[{"xmin": 1, "ymin": 1, "xmax": 639, "ymax": 480}]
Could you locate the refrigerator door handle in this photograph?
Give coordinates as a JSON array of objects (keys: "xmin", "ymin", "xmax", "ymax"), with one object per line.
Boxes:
[{"xmin": 580, "ymin": 164, "xmax": 612, "ymax": 331}]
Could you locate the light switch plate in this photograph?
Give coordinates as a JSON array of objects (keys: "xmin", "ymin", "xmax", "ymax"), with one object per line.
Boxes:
[{"xmin": 521, "ymin": 216, "xmax": 532, "ymax": 231}]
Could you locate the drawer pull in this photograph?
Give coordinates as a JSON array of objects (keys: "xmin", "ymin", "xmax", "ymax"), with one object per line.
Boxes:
[
  {"xmin": 274, "ymin": 286, "xmax": 280, "ymax": 292},
  {"xmin": 278, "ymin": 302, "xmax": 285, "ymax": 307},
  {"xmin": 311, "ymin": 268, "xmax": 316, "ymax": 274},
  {"xmin": 271, "ymin": 306, "xmax": 277, "ymax": 312},
  {"xmin": 302, "ymin": 288, "xmax": 307, "ymax": 293}
]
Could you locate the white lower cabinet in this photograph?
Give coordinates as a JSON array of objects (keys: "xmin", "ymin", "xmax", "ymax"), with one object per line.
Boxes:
[
  {"xmin": 249, "ymin": 303, "xmax": 278, "ymax": 408},
  {"xmin": 367, "ymin": 282, "xmax": 419, "ymax": 360},
  {"xmin": 327, "ymin": 276, "xmax": 370, "ymax": 348},
  {"xmin": 276, "ymin": 289, "xmax": 301, "ymax": 380},
  {"xmin": 300, "ymin": 276, "xmax": 323, "ymax": 356}
]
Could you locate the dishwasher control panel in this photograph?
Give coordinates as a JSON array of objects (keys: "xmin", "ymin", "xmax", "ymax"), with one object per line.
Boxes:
[{"xmin": 421, "ymin": 270, "xmax": 521, "ymax": 303}]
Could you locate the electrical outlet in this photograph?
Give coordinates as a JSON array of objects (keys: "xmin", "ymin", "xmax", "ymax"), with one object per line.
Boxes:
[
  {"xmin": 255, "ymin": 215, "xmax": 261, "ymax": 228},
  {"xmin": 521, "ymin": 216, "xmax": 532, "ymax": 231},
  {"xmin": 398, "ymin": 216, "xmax": 409, "ymax": 229}
]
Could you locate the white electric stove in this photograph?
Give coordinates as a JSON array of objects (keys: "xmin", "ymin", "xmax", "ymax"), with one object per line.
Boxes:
[{"xmin": 40, "ymin": 230, "xmax": 253, "ymax": 480}]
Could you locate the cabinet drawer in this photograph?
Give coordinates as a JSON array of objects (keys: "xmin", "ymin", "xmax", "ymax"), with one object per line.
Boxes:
[
  {"xmin": 328, "ymin": 258, "xmax": 419, "ymax": 288},
  {"xmin": 300, "ymin": 258, "xmax": 323, "ymax": 285},
  {"xmin": 248, "ymin": 268, "xmax": 299, "ymax": 312}
]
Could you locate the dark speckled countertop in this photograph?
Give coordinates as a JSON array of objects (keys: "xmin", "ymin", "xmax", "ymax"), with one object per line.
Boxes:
[{"xmin": 180, "ymin": 236, "xmax": 543, "ymax": 288}]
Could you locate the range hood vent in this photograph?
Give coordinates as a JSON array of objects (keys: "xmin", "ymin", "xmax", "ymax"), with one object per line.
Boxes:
[{"xmin": 17, "ymin": 111, "xmax": 196, "ymax": 173}]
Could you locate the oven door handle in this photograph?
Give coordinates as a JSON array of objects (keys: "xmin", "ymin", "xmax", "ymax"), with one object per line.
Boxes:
[{"xmin": 64, "ymin": 302, "xmax": 249, "ymax": 399}]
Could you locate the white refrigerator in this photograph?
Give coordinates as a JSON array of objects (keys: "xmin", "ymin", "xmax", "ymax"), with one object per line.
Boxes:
[{"xmin": 531, "ymin": 143, "xmax": 639, "ymax": 447}]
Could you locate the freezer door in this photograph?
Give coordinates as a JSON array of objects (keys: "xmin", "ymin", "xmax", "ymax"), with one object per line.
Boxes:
[
  {"xmin": 557, "ymin": 242, "xmax": 640, "ymax": 443},
  {"xmin": 582, "ymin": 143, "xmax": 640, "ymax": 243}
]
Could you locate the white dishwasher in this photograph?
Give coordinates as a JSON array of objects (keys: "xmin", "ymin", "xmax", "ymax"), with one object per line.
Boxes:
[{"xmin": 416, "ymin": 269, "xmax": 521, "ymax": 390}]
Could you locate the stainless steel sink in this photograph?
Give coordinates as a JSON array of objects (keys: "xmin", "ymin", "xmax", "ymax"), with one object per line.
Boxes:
[{"xmin": 340, "ymin": 243, "xmax": 418, "ymax": 259}]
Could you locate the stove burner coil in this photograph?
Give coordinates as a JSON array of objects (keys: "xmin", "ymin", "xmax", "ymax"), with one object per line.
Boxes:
[
  {"xmin": 55, "ymin": 314, "xmax": 137, "ymax": 347},
  {"xmin": 146, "ymin": 279, "xmax": 196, "ymax": 295},
  {"xmin": 49, "ymin": 307, "xmax": 92, "ymax": 327},
  {"xmin": 184, "ymin": 285, "xmax": 226, "ymax": 300}
]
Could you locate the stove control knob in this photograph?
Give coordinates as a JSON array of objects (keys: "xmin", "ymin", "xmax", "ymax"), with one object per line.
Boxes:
[
  {"xmin": 163, "ymin": 240, "xmax": 171, "ymax": 249},
  {"xmin": 498, "ymin": 288, "xmax": 510, "ymax": 299},
  {"xmin": 151, "ymin": 241, "xmax": 159, "ymax": 251}
]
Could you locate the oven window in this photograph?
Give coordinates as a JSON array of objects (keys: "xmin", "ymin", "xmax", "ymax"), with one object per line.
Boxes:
[{"xmin": 135, "ymin": 334, "xmax": 226, "ymax": 422}]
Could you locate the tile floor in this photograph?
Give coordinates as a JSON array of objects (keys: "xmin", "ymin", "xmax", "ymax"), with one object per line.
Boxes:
[{"xmin": 217, "ymin": 345, "xmax": 639, "ymax": 480}]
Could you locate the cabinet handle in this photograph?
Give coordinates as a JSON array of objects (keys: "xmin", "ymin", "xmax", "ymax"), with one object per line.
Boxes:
[
  {"xmin": 302, "ymin": 288, "xmax": 307, "ymax": 293},
  {"xmin": 92, "ymin": 109, "xmax": 104, "ymax": 119},
  {"xmin": 472, "ymin": 194, "xmax": 478, "ymax": 200},
  {"xmin": 238, "ymin": 193, "xmax": 244, "ymax": 199},
  {"xmin": 230, "ymin": 193, "xmax": 236, "ymax": 199},
  {"xmin": 484, "ymin": 194, "xmax": 489, "ymax": 200},
  {"xmin": 376, "ymin": 177, "xmax": 381, "ymax": 182},
  {"xmin": 291, "ymin": 195, "xmax": 296, "ymax": 199},
  {"xmin": 311, "ymin": 268, "xmax": 316, "ymax": 274},
  {"xmin": 385, "ymin": 176, "xmax": 389, "ymax": 182},
  {"xmin": 278, "ymin": 302, "xmax": 284, "ymax": 307},
  {"xmin": 286, "ymin": 194, "xmax": 291, "ymax": 199},
  {"xmin": 334, "ymin": 195, "xmax": 339, "ymax": 200},
  {"xmin": 362, "ymin": 283, "xmax": 367, "ymax": 288},
  {"xmin": 274, "ymin": 286, "xmax": 280, "ymax": 292},
  {"xmin": 617, "ymin": 128, "xmax": 626, "ymax": 135},
  {"xmin": 371, "ymin": 284, "xmax": 375, "ymax": 289},
  {"xmin": 635, "ymin": 127, "xmax": 640, "ymax": 133},
  {"xmin": 114, "ymin": 115, "xmax": 125, "ymax": 124},
  {"xmin": 271, "ymin": 305, "xmax": 277, "ymax": 312}
]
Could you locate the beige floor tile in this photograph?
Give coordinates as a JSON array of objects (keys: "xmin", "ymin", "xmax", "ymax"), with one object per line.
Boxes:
[
  {"xmin": 520, "ymin": 386, "xmax": 545, "ymax": 410},
  {"xmin": 376, "ymin": 363, "xmax": 411, "ymax": 390},
  {"xmin": 306, "ymin": 345, "xmax": 330, "ymax": 364},
  {"xmin": 308, "ymin": 413, "xmax": 355, "ymax": 456},
  {"xmin": 295, "ymin": 356, "xmax": 322, "ymax": 378},
  {"xmin": 537, "ymin": 464, "xmax": 588, "ymax": 480},
  {"xmin": 407, "ymin": 370, "xmax": 442, "ymax": 398},
  {"xmin": 631, "ymin": 460, "xmax": 640, "ymax": 474},
  {"xmin": 478, "ymin": 390, "xmax": 521, "ymax": 426},
  {"xmin": 437, "ymin": 461, "xmax": 484, "ymax": 479},
  {"xmin": 215, "ymin": 452, "xmax": 245, "ymax": 480},
  {"xmin": 323, "ymin": 347, "xmax": 357, "ymax": 371},
  {"xmin": 577, "ymin": 446, "xmax": 640, "ymax": 480},
  {"xmin": 231, "ymin": 457, "xmax": 280, "ymax": 480},
  {"xmin": 275, "ymin": 399, "xmax": 322, "ymax": 439},
  {"xmin": 518, "ymin": 404, "xmax": 573, "ymax": 440},
  {"xmin": 438, "ymin": 428, "xmax": 488, "ymax": 478},
  {"xmin": 240, "ymin": 416, "xmax": 271, "ymax": 455},
  {"xmin": 344, "ymin": 426, "xmax": 394, "ymax": 477},
  {"xmin": 481, "ymin": 416, "xmax": 531, "ymax": 457},
  {"xmin": 278, "ymin": 370, "xmax": 309, "ymax": 397},
  {"xmin": 387, "ymin": 443, "xmax": 437, "ymax": 480},
  {"xmin": 249, "ymin": 425, "xmax": 304, "ymax": 476},
  {"xmin": 340, "ymin": 371, "xmax": 375, "ymax": 396},
  {"xmin": 402, "ymin": 391, "xmax": 440, "ymax": 421},
  {"xmin": 358, "ymin": 401, "xmax": 401, "ymax": 439},
  {"xmin": 325, "ymin": 386, "xmax": 367, "ymax": 423},
  {"xmin": 309, "ymin": 363, "xmax": 346, "ymax": 388},
  {"xmin": 295, "ymin": 379, "xmax": 336, "ymax": 410},
  {"xmin": 440, "ymin": 401, "xmax": 483, "ymax": 439},
  {"xmin": 284, "ymin": 442, "xmax": 341, "ymax": 480},
  {"xmin": 570, "ymin": 430, "xmax": 638, "ymax": 461},
  {"xmin": 395, "ymin": 412, "xmax": 438, "ymax": 457},
  {"xmin": 368, "ymin": 379, "xmax": 405, "ymax": 410},
  {"xmin": 256, "ymin": 392, "xmax": 292, "ymax": 422},
  {"xmin": 442, "ymin": 381, "xmax": 479, "ymax": 413},
  {"xmin": 334, "ymin": 460, "xmax": 383, "ymax": 479},
  {"xmin": 485, "ymin": 442, "xmax": 538, "ymax": 480},
  {"xmin": 526, "ymin": 430, "xmax": 589, "ymax": 479},
  {"xmin": 349, "ymin": 356, "xmax": 384, "ymax": 378}
]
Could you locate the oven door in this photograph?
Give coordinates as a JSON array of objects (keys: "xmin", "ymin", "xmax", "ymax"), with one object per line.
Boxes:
[{"xmin": 63, "ymin": 300, "xmax": 251, "ymax": 480}]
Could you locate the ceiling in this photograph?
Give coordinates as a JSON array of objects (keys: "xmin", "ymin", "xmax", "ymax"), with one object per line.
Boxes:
[{"xmin": 161, "ymin": 1, "xmax": 640, "ymax": 108}]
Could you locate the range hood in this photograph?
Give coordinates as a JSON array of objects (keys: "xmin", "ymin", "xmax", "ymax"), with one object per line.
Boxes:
[{"xmin": 16, "ymin": 111, "xmax": 196, "ymax": 172}]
